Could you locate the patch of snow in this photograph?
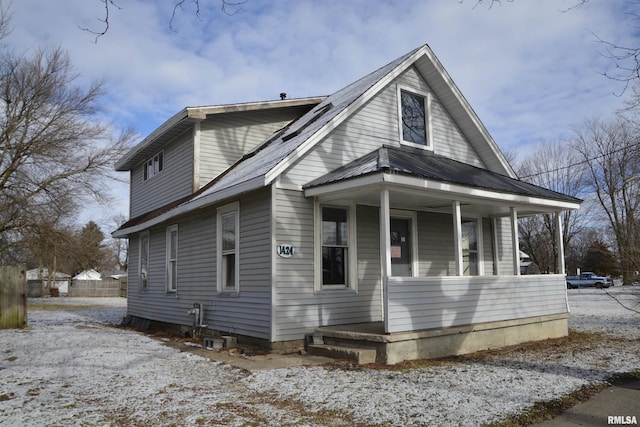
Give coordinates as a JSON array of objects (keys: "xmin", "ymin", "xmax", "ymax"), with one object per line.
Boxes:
[{"xmin": 1, "ymin": 289, "xmax": 638, "ymax": 426}]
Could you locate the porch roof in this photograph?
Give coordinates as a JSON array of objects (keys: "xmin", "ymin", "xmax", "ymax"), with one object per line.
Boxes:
[{"xmin": 304, "ymin": 145, "xmax": 582, "ymax": 213}]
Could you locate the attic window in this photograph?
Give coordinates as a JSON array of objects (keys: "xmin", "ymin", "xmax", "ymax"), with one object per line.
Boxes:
[
  {"xmin": 143, "ymin": 151, "xmax": 164, "ymax": 181},
  {"xmin": 398, "ymin": 87, "xmax": 432, "ymax": 149}
]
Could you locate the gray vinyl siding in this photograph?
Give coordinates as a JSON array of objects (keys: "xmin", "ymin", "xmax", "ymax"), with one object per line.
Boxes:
[
  {"xmin": 210, "ymin": 190, "xmax": 272, "ymax": 339},
  {"xmin": 282, "ymin": 67, "xmax": 484, "ymax": 187},
  {"xmin": 126, "ymin": 189, "xmax": 273, "ymax": 340},
  {"xmin": 198, "ymin": 107, "xmax": 311, "ymax": 187},
  {"xmin": 274, "ymin": 189, "xmax": 382, "ymax": 342},
  {"xmin": 417, "ymin": 211, "xmax": 456, "ymax": 276},
  {"xmin": 130, "ymin": 130, "xmax": 194, "ymax": 218},
  {"xmin": 482, "ymin": 218, "xmax": 495, "ymax": 275},
  {"xmin": 416, "ymin": 212, "xmax": 495, "ymax": 277},
  {"xmin": 386, "ymin": 275, "xmax": 568, "ymax": 333}
]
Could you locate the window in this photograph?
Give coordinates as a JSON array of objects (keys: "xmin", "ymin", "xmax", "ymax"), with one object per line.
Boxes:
[
  {"xmin": 217, "ymin": 203, "xmax": 239, "ymax": 292},
  {"xmin": 462, "ymin": 219, "xmax": 478, "ymax": 276},
  {"xmin": 315, "ymin": 204, "xmax": 357, "ymax": 290},
  {"xmin": 139, "ymin": 231, "xmax": 149, "ymax": 290},
  {"xmin": 322, "ymin": 207, "xmax": 349, "ymax": 285},
  {"xmin": 166, "ymin": 225, "xmax": 178, "ymax": 292},
  {"xmin": 143, "ymin": 151, "xmax": 164, "ymax": 181},
  {"xmin": 398, "ymin": 86, "xmax": 432, "ymax": 149}
]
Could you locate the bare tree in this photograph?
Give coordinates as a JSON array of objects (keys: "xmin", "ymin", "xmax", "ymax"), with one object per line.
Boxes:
[
  {"xmin": 0, "ymin": 41, "xmax": 134, "ymax": 258},
  {"xmin": 515, "ymin": 140, "xmax": 590, "ymax": 274},
  {"xmin": 571, "ymin": 117, "xmax": 640, "ymax": 285},
  {"xmin": 106, "ymin": 214, "xmax": 128, "ymax": 271},
  {"xmin": 82, "ymin": 0, "xmax": 247, "ymax": 41}
]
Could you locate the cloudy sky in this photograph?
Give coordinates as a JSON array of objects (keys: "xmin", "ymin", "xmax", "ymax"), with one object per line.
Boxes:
[{"xmin": 7, "ymin": 0, "xmax": 635, "ymax": 231}]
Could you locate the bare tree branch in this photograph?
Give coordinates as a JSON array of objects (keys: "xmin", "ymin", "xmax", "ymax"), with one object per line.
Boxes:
[{"xmin": 78, "ymin": 0, "xmax": 122, "ymax": 44}]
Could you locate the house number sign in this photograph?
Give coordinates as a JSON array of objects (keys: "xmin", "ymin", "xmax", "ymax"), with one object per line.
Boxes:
[{"xmin": 277, "ymin": 244, "xmax": 295, "ymax": 258}]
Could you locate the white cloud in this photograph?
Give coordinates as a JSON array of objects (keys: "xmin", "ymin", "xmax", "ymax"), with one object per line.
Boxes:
[{"xmin": 6, "ymin": 0, "xmax": 634, "ymax": 227}]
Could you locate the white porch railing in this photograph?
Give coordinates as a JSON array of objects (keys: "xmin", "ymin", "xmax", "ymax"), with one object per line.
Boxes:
[{"xmin": 385, "ymin": 274, "xmax": 568, "ymax": 333}]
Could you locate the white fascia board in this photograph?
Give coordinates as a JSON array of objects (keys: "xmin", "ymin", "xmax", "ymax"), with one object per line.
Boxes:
[
  {"xmin": 264, "ymin": 49, "xmax": 427, "ymax": 185},
  {"xmin": 115, "ymin": 108, "xmax": 190, "ymax": 171},
  {"xmin": 304, "ymin": 173, "xmax": 580, "ymax": 211},
  {"xmin": 112, "ymin": 176, "xmax": 265, "ymax": 238},
  {"xmin": 383, "ymin": 174, "xmax": 581, "ymax": 211},
  {"xmin": 187, "ymin": 97, "xmax": 325, "ymax": 118},
  {"xmin": 304, "ymin": 174, "xmax": 385, "ymax": 197}
]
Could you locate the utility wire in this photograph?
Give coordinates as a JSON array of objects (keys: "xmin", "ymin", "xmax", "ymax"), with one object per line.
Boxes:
[{"xmin": 519, "ymin": 144, "xmax": 639, "ymax": 179}]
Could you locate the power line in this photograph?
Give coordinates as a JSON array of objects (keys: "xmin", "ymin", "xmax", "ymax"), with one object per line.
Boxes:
[{"xmin": 518, "ymin": 144, "xmax": 639, "ymax": 180}]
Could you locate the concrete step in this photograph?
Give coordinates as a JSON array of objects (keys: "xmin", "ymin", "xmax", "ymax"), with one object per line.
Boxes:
[{"xmin": 307, "ymin": 344, "xmax": 376, "ymax": 365}]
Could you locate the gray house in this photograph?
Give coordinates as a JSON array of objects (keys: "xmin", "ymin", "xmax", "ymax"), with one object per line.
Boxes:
[{"xmin": 113, "ymin": 45, "xmax": 580, "ymax": 364}]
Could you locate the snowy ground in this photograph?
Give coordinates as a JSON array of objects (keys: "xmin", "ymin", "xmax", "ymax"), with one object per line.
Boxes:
[{"xmin": 1, "ymin": 288, "xmax": 639, "ymax": 426}]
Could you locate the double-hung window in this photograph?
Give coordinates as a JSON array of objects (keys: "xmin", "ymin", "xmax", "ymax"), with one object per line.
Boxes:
[
  {"xmin": 139, "ymin": 231, "xmax": 149, "ymax": 290},
  {"xmin": 316, "ymin": 204, "xmax": 356, "ymax": 291},
  {"xmin": 166, "ymin": 225, "xmax": 178, "ymax": 292},
  {"xmin": 217, "ymin": 203, "xmax": 239, "ymax": 293},
  {"xmin": 398, "ymin": 86, "xmax": 432, "ymax": 149}
]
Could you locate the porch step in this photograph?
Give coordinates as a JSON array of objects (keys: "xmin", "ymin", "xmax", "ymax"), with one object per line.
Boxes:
[{"xmin": 307, "ymin": 344, "xmax": 376, "ymax": 365}]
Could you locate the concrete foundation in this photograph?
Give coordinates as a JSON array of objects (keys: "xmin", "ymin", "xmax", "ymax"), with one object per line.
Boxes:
[{"xmin": 316, "ymin": 313, "xmax": 569, "ymax": 365}]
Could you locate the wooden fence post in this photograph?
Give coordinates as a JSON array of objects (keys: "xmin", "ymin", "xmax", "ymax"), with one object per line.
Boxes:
[{"xmin": 0, "ymin": 265, "xmax": 27, "ymax": 329}]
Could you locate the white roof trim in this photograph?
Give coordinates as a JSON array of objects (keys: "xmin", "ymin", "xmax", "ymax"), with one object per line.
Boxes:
[{"xmin": 304, "ymin": 173, "xmax": 580, "ymax": 212}]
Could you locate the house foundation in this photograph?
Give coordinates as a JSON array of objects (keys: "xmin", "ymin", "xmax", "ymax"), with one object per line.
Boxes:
[{"xmin": 314, "ymin": 313, "xmax": 569, "ymax": 365}]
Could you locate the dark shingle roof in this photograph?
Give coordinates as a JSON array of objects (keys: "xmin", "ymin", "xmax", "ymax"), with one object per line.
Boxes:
[{"xmin": 304, "ymin": 145, "xmax": 582, "ymax": 204}]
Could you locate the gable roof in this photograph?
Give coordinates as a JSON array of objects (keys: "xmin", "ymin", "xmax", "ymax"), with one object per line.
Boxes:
[
  {"xmin": 113, "ymin": 44, "xmax": 526, "ymax": 237},
  {"xmin": 304, "ymin": 145, "xmax": 582, "ymax": 205}
]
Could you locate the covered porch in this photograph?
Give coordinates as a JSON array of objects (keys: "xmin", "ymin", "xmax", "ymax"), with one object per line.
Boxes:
[{"xmin": 304, "ymin": 146, "xmax": 580, "ymax": 363}]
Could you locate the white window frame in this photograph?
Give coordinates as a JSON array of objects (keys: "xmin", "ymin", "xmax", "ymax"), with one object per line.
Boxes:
[
  {"xmin": 166, "ymin": 224, "xmax": 178, "ymax": 293},
  {"xmin": 139, "ymin": 231, "xmax": 150, "ymax": 290},
  {"xmin": 461, "ymin": 216, "xmax": 485, "ymax": 276},
  {"xmin": 217, "ymin": 202, "xmax": 240, "ymax": 293},
  {"xmin": 390, "ymin": 209, "xmax": 419, "ymax": 277},
  {"xmin": 397, "ymin": 84, "xmax": 433, "ymax": 150},
  {"xmin": 143, "ymin": 150, "xmax": 164, "ymax": 181},
  {"xmin": 314, "ymin": 201, "xmax": 358, "ymax": 292}
]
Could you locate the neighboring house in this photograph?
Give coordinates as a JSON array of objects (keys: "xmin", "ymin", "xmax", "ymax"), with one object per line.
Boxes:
[
  {"xmin": 26, "ymin": 268, "xmax": 71, "ymax": 297},
  {"xmin": 72, "ymin": 269, "xmax": 102, "ymax": 281},
  {"xmin": 113, "ymin": 45, "xmax": 581, "ymax": 364}
]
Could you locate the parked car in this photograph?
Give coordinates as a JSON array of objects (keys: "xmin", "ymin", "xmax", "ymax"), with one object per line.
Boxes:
[{"xmin": 566, "ymin": 272, "xmax": 613, "ymax": 289}]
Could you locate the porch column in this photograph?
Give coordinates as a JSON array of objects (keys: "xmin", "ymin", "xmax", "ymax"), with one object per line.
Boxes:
[
  {"xmin": 380, "ymin": 189, "xmax": 391, "ymax": 329},
  {"xmin": 510, "ymin": 207, "xmax": 520, "ymax": 275},
  {"xmin": 453, "ymin": 201, "xmax": 463, "ymax": 276},
  {"xmin": 555, "ymin": 211, "xmax": 565, "ymax": 274}
]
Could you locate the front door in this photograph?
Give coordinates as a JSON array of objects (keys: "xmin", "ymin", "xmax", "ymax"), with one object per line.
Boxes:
[{"xmin": 391, "ymin": 218, "xmax": 411, "ymax": 276}]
